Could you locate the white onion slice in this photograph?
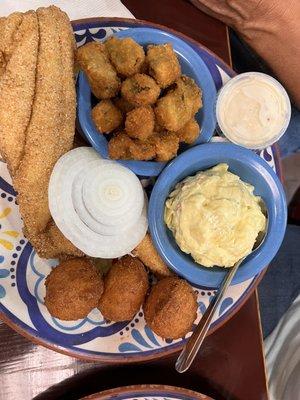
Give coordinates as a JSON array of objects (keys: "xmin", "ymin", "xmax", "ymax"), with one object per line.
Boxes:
[
  {"xmin": 72, "ymin": 164, "xmax": 141, "ymax": 236},
  {"xmin": 49, "ymin": 147, "xmax": 148, "ymax": 258},
  {"xmin": 81, "ymin": 161, "xmax": 144, "ymax": 227}
]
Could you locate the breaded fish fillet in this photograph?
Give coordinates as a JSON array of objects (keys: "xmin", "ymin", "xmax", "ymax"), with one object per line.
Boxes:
[
  {"xmin": 13, "ymin": 7, "xmax": 81, "ymax": 258},
  {"xmin": 0, "ymin": 7, "xmax": 82, "ymax": 259},
  {"xmin": 0, "ymin": 12, "xmax": 23, "ymax": 63},
  {"xmin": 14, "ymin": 7, "xmax": 64, "ymax": 235},
  {"xmin": 0, "ymin": 11, "xmax": 38, "ymax": 174}
]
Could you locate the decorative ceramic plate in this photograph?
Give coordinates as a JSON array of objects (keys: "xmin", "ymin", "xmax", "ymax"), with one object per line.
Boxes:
[
  {"xmin": 0, "ymin": 18, "xmax": 282, "ymax": 362},
  {"xmin": 81, "ymin": 385, "xmax": 213, "ymax": 400}
]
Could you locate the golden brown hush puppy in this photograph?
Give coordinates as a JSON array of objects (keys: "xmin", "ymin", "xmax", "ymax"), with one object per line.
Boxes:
[
  {"xmin": 121, "ymin": 73, "xmax": 160, "ymax": 106},
  {"xmin": 92, "ymin": 100, "xmax": 123, "ymax": 134},
  {"xmin": 125, "ymin": 106, "xmax": 155, "ymax": 141},
  {"xmin": 146, "ymin": 43, "xmax": 181, "ymax": 88},
  {"xmin": 144, "ymin": 277, "xmax": 198, "ymax": 339},
  {"xmin": 44, "ymin": 258, "xmax": 103, "ymax": 321},
  {"xmin": 76, "ymin": 41, "xmax": 120, "ymax": 99},
  {"xmin": 108, "ymin": 132, "xmax": 156, "ymax": 161},
  {"xmin": 99, "ymin": 256, "xmax": 149, "ymax": 321},
  {"xmin": 105, "ymin": 36, "xmax": 145, "ymax": 77},
  {"xmin": 176, "ymin": 118, "xmax": 200, "ymax": 144}
]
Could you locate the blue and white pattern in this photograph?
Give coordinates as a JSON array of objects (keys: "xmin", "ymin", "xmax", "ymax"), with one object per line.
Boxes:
[{"xmin": 0, "ymin": 20, "xmax": 279, "ymax": 361}]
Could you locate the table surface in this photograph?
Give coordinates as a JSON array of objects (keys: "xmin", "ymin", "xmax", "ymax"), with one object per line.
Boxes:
[{"xmin": 0, "ymin": 1, "xmax": 269, "ymax": 399}]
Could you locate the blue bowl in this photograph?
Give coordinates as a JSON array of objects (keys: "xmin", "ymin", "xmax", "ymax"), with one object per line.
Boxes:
[
  {"xmin": 77, "ymin": 27, "xmax": 217, "ymax": 177},
  {"xmin": 149, "ymin": 143, "xmax": 287, "ymax": 287}
]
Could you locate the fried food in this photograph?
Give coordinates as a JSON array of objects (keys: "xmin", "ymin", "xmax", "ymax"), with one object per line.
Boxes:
[
  {"xmin": 0, "ymin": 12, "xmax": 23, "ymax": 64},
  {"xmin": 105, "ymin": 36, "xmax": 145, "ymax": 77},
  {"xmin": 144, "ymin": 277, "xmax": 197, "ymax": 339},
  {"xmin": 0, "ymin": 11, "xmax": 38, "ymax": 175},
  {"xmin": 0, "ymin": 7, "xmax": 81, "ymax": 259},
  {"xmin": 154, "ymin": 75, "xmax": 202, "ymax": 131},
  {"xmin": 99, "ymin": 255, "xmax": 149, "ymax": 321},
  {"xmin": 151, "ymin": 131, "xmax": 179, "ymax": 162},
  {"xmin": 113, "ymin": 96, "xmax": 135, "ymax": 114},
  {"xmin": 29, "ymin": 7, "xmax": 81, "ymax": 259},
  {"xmin": 153, "ymin": 120, "xmax": 165, "ymax": 133},
  {"xmin": 77, "ymin": 41, "xmax": 120, "ymax": 99},
  {"xmin": 176, "ymin": 75, "xmax": 202, "ymax": 115},
  {"xmin": 108, "ymin": 132, "xmax": 156, "ymax": 161},
  {"xmin": 146, "ymin": 43, "xmax": 181, "ymax": 88},
  {"xmin": 92, "ymin": 100, "xmax": 123, "ymax": 134},
  {"xmin": 121, "ymin": 73, "xmax": 160, "ymax": 106},
  {"xmin": 176, "ymin": 118, "xmax": 200, "ymax": 144},
  {"xmin": 45, "ymin": 258, "xmax": 103, "ymax": 320},
  {"xmin": 125, "ymin": 106, "xmax": 155, "ymax": 140},
  {"xmin": 133, "ymin": 233, "xmax": 172, "ymax": 277},
  {"xmin": 14, "ymin": 7, "xmax": 70, "ymax": 235}
]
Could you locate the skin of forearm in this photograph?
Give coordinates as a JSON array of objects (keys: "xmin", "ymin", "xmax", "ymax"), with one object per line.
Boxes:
[{"xmin": 191, "ymin": 0, "xmax": 300, "ymax": 108}]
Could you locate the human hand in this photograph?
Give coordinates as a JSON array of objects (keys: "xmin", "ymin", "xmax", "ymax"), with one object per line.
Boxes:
[{"xmin": 190, "ymin": 0, "xmax": 298, "ymax": 38}]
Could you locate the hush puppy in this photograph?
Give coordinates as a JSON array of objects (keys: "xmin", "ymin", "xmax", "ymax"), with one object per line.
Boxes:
[
  {"xmin": 154, "ymin": 76, "xmax": 202, "ymax": 131},
  {"xmin": 106, "ymin": 36, "xmax": 145, "ymax": 77},
  {"xmin": 176, "ymin": 118, "xmax": 200, "ymax": 144},
  {"xmin": 147, "ymin": 43, "xmax": 181, "ymax": 88},
  {"xmin": 108, "ymin": 132, "xmax": 156, "ymax": 161},
  {"xmin": 44, "ymin": 258, "xmax": 104, "ymax": 321},
  {"xmin": 76, "ymin": 41, "xmax": 120, "ymax": 99},
  {"xmin": 125, "ymin": 106, "xmax": 155, "ymax": 141},
  {"xmin": 144, "ymin": 277, "xmax": 198, "ymax": 339},
  {"xmin": 92, "ymin": 100, "xmax": 123, "ymax": 133},
  {"xmin": 121, "ymin": 73, "xmax": 160, "ymax": 106},
  {"xmin": 99, "ymin": 255, "xmax": 149, "ymax": 321}
]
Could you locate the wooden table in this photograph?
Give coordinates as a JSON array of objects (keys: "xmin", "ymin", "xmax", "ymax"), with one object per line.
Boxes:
[{"xmin": 0, "ymin": 1, "xmax": 269, "ymax": 399}]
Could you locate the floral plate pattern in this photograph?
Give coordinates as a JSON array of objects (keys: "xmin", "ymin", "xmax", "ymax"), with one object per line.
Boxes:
[{"xmin": 0, "ymin": 19, "xmax": 280, "ymax": 362}]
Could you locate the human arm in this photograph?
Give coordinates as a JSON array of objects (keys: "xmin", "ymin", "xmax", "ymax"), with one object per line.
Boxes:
[{"xmin": 190, "ymin": 0, "xmax": 300, "ymax": 108}]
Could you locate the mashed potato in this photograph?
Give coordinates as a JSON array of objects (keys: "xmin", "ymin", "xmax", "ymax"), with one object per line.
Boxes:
[{"xmin": 164, "ymin": 163, "xmax": 266, "ymax": 268}]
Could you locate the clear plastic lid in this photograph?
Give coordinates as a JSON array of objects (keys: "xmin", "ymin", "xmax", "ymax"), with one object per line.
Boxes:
[{"xmin": 216, "ymin": 72, "xmax": 291, "ymax": 149}]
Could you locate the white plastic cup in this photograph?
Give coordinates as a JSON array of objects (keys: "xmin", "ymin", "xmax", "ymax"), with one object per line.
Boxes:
[{"xmin": 216, "ymin": 72, "xmax": 291, "ymax": 149}]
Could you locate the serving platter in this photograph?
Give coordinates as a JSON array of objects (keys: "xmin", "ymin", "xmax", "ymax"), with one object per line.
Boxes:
[
  {"xmin": 0, "ymin": 18, "xmax": 282, "ymax": 362},
  {"xmin": 81, "ymin": 385, "xmax": 213, "ymax": 400}
]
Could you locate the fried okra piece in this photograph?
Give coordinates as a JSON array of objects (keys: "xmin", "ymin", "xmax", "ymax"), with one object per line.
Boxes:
[
  {"xmin": 113, "ymin": 96, "xmax": 135, "ymax": 114},
  {"xmin": 44, "ymin": 258, "xmax": 104, "ymax": 321},
  {"xmin": 150, "ymin": 131, "xmax": 180, "ymax": 162},
  {"xmin": 76, "ymin": 41, "xmax": 120, "ymax": 99},
  {"xmin": 154, "ymin": 75, "xmax": 202, "ymax": 131},
  {"xmin": 91, "ymin": 100, "xmax": 123, "ymax": 134},
  {"xmin": 144, "ymin": 277, "xmax": 198, "ymax": 339},
  {"xmin": 133, "ymin": 233, "xmax": 172, "ymax": 277},
  {"xmin": 121, "ymin": 73, "xmax": 160, "ymax": 107},
  {"xmin": 108, "ymin": 132, "xmax": 156, "ymax": 161},
  {"xmin": 105, "ymin": 36, "xmax": 145, "ymax": 77},
  {"xmin": 146, "ymin": 43, "xmax": 181, "ymax": 88},
  {"xmin": 99, "ymin": 256, "xmax": 149, "ymax": 321},
  {"xmin": 125, "ymin": 106, "xmax": 155, "ymax": 141},
  {"xmin": 176, "ymin": 75, "xmax": 202, "ymax": 115},
  {"xmin": 176, "ymin": 118, "xmax": 200, "ymax": 144}
]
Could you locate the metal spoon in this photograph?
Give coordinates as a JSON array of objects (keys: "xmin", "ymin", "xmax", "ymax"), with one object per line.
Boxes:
[{"xmin": 175, "ymin": 227, "xmax": 267, "ymax": 373}]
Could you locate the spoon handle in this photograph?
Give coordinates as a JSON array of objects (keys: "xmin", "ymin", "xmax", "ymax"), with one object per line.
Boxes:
[{"xmin": 175, "ymin": 258, "xmax": 244, "ymax": 373}]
